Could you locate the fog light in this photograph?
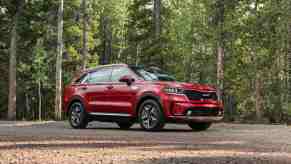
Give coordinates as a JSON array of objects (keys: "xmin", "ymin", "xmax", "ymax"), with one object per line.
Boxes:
[{"xmin": 187, "ymin": 110, "xmax": 192, "ymax": 116}]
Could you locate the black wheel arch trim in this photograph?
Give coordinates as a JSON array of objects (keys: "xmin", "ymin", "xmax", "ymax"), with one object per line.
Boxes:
[
  {"xmin": 66, "ymin": 96, "xmax": 86, "ymax": 115},
  {"xmin": 135, "ymin": 92, "xmax": 163, "ymax": 116}
]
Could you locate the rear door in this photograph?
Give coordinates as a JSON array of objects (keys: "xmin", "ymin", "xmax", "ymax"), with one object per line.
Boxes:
[
  {"xmin": 82, "ymin": 67, "xmax": 112, "ymax": 113},
  {"xmin": 107, "ymin": 66, "xmax": 139, "ymax": 115}
]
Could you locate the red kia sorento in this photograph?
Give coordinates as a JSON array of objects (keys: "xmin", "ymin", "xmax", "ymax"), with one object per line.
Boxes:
[{"xmin": 63, "ymin": 64, "xmax": 223, "ymax": 131}]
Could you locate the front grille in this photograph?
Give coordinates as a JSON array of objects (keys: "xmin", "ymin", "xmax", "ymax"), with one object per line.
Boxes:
[
  {"xmin": 186, "ymin": 108, "xmax": 222, "ymax": 117},
  {"xmin": 184, "ymin": 90, "xmax": 217, "ymax": 101}
]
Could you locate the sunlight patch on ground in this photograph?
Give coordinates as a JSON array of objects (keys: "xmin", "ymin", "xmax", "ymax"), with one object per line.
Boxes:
[{"xmin": 0, "ymin": 121, "xmax": 56, "ymax": 127}]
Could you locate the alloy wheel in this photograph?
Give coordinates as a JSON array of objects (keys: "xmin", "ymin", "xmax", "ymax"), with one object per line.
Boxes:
[
  {"xmin": 141, "ymin": 103, "xmax": 160, "ymax": 129},
  {"xmin": 70, "ymin": 103, "xmax": 82, "ymax": 127}
]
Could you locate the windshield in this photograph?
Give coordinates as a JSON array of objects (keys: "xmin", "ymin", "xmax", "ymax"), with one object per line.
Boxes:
[{"xmin": 130, "ymin": 66, "xmax": 176, "ymax": 81}]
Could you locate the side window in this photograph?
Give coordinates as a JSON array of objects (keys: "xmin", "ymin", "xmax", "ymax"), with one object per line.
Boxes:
[
  {"xmin": 111, "ymin": 67, "xmax": 133, "ymax": 82},
  {"xmin": 86, "ymin": 68, "xmax": 112, "ymax": 84}
]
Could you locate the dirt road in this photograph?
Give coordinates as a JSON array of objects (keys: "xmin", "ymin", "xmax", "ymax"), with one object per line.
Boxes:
[{"xmin": 0, "ymin": 121, "xmax": 291, "ymax": 164}]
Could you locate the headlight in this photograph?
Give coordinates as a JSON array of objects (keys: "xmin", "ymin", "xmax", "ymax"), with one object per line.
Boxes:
[{"xmin": 163, "ymin": 87, "xmax": 185, "ymax": 95}]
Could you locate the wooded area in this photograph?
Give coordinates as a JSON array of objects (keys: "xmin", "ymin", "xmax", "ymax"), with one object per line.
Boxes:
[{"xmin": 0, "ymin": 0, "xmax": 290, "ymax": 122}]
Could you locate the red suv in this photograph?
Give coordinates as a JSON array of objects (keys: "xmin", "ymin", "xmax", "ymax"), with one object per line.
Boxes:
[{"xmin": 63, "ymin": 64, "xmax": 223, "ymax": 131}]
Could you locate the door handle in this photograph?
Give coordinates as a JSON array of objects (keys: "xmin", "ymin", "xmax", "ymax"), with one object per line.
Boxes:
[
  {"xmin": 80, "ymin": 87, "xmax": 87, "ymax": 90},
  {"xmin": 107, "ymin": 86, "xmax": 114, "ymax": 90}
]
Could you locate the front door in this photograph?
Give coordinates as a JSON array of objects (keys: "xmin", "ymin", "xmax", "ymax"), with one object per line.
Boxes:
[{"xmin": 107, "ymin": 66, "xmax": 138, "ymax": 116}]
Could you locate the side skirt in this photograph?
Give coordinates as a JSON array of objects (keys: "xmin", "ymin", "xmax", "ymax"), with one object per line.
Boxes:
[
  {"xmin": 89, "ymin": 112, "xmax": 131, "ymax": 117},
  {"xmin": 87, "ymin": 112, "xmax": 135, "ymax": 123}
]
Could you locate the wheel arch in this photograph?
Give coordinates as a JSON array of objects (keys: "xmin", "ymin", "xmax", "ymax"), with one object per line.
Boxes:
[
  {"xmin": 135, "ymin": 92, "xmax": 163, "ymax": 117},
  {"xmin": 66, "ymin": 96, "xmax": 86, "ymax": 116}
]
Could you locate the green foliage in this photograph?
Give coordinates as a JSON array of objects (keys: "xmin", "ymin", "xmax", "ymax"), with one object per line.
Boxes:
[
  {"xmin": 0, "ymin": 0, "xmax": 290, "ymax": 121},
  {"xmin": 32, "ymin": 39, "xmax": 48, "ymax": 84}
]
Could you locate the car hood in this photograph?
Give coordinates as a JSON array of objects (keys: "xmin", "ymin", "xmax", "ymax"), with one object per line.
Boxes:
[{"xmin": 151, "ymin": 81, "xmax": 216, "ymax": 92}]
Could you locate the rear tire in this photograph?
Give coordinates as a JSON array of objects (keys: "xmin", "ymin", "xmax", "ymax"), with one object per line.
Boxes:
[
  {"xmin": 138, "ymin": 99, "xmax": 165, "ymax": 131},
  {"xmin": 68, "ymin": 102, "xmax": 88, "ymax": 129},
  {"xmin": 117, "ymin": 122, "xmax": 134, "ymax": 130},
  {"xmin": 188, "ymin": 122, "xmax": 211, "ymax": 131}
]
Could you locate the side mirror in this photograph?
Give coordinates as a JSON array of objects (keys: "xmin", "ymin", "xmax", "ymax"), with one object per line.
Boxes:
[{"xmin": 119, "ymin": 75, "xmax": 135, "ymax": 85}]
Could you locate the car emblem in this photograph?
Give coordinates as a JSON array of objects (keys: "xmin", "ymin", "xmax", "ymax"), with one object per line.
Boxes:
[{"xmin": 202, "ymin": 94, "xmax": 210, "ymax": 97}]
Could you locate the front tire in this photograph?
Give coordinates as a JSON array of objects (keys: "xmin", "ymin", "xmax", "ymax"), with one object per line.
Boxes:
[
  {"xmin": 188, "ymin": 122, "xmax": 212, "ymax": 131},
  {"xmin": 138, "ymin": 99, "xmax": 165, "ymax": 131},
  {"xmin": 68, "ymin": 102, "xmax": 88, "ymax": 129}
]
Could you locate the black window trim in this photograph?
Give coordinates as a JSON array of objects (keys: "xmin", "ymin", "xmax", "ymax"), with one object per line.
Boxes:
[
  {"xmin": 73, "ymin": 73, "xmax": 88, "ymax": 84},
  {"xmin": 78, "ymin": 73, "xmax": 88, "ymax": 84},
  {"xmin": 77, "ymin": 65, "xmax": 141, "ymax": 85}
]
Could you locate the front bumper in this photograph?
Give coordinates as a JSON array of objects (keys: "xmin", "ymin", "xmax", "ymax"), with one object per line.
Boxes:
[{"xmin": 166, "ymin": 96, "xmax": 224, "ymax": 123}]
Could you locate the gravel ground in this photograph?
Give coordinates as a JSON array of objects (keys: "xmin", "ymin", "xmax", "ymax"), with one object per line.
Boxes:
[{"xmin": 0, "ymin": 121, "xmax": 291, "ymax": 164}]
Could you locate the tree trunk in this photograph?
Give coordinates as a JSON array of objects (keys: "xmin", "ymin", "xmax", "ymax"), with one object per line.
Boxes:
[
  {"xmin": 288, "ymin": 6, "xmax": 291, "ymax": 105},
  {"xmin": 99, "ymin": 15, "xmax": 112, "ymax": 65},
  {"xmin": 217, "ymin": 46, "xmax": 224, "ymax": 101},
  {"xmin": 185, "ymin": 39, "xmax": 195, "ymax": 82},
  {"xmin": 55, "ymin": 0, "xmax": 63, "ymax": 120},
  {"xmin": 8, "ymin": 1, "xmax": 23, "ymax": 120},
  {"xmin": 255, "ymin": 74, "xmax": 263, "ymax": 120},
  {"xmin": 136, "ymin": 43, "xmax": 141, "ymax": 66},
  {"xmin": 153, "ymin": 0, "xmax": 161, "ymax": 39},
  {"xmin": 216, "ymin": 0, "xmax": 225, "ymax": 101},
  {"xmin": 25, "ymin": 92, "xmax": 30, "ymax": 120},
  {"xmin": 153, "ymin": 0, "xmax": 163, "ymax": 66},
  {"xmin": 38, "ymin": 80, "xmax": 42, "ymax": 121},
  {"xmin": 117, "ymin": 22, "xmax": 126, "ymax": 62},
  {"xmin": 82, "ymin": 0, "xmax": 88, "ymax": 70},
  {"xmin": 8, "ymin": 19, "xmax": 17, "ymax": 120},
  {"xmin": 186, "ymin": 22, "xmax": 199, "ymax": 83}
]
